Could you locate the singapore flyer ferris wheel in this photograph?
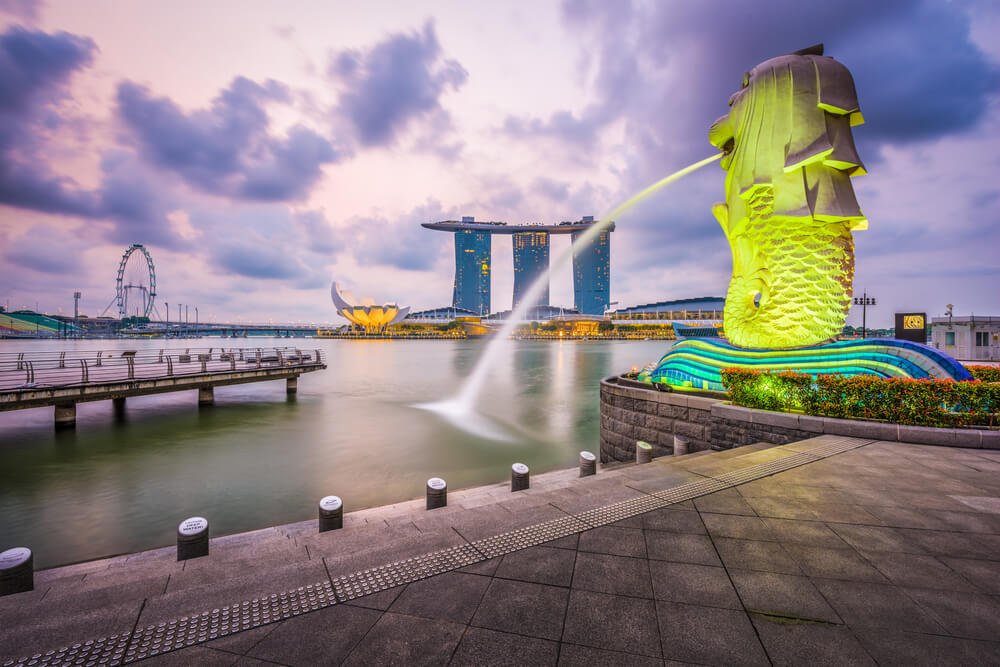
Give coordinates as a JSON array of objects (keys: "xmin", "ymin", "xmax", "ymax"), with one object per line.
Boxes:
[{"xmin": 114, "ymin": 243, "xmax": 157, "ymax": 319}]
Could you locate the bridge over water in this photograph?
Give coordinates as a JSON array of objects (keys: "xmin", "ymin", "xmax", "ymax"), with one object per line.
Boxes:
[{"xmin": 0, "ymin": 346, "xmax": 327, "ymax": 427}]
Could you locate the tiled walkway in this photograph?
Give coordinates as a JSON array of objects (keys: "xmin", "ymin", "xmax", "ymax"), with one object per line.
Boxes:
[{"xmin": 5, "ymin": 438, "xmax": 1000, "ymax": 665}]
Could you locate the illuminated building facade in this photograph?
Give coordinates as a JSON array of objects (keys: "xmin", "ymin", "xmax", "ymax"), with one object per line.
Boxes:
[
  {"xmin": 452, "ymin": 218, "xmax": 492, "ymax": 315},
  {"xmin": 572, "ymin": 217, "xmax": 611, "ymax": 315},
  {"xmin": 512, "ymin": 232, "xmax": 549, "ymax": 308},
  {"xmin": 423, "ymin": 216, "xmax": 614, "ymax": 316}
]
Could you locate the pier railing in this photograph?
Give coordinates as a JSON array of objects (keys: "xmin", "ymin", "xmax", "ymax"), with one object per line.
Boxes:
[{"xmin": 0, "ymin": 347, "xmax": 325, "ymax": 391}]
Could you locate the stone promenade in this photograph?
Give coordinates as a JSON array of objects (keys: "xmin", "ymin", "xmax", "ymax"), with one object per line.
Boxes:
[{"xmin": 3, "ymin": 436, "xmax": 1000, "ymax": 665}]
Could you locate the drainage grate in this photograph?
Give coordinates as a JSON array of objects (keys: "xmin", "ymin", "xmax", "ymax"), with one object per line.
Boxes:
[{"xmin": 3, "ymin": 436, "xmax": 874, "ymax": 666}]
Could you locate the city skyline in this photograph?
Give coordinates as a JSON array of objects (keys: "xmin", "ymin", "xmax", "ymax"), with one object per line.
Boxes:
[{"xmin": 0, "ymin": 1, "xmax": 998, "ymax": 327}]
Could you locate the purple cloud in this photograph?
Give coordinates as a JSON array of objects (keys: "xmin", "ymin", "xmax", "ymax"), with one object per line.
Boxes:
[
  {"xmin": 116, "ymin": 76, "xmax": 342, "ymax": 201},
  {"xmin": 330, "ymin": 21, "xmax": 467, "ymax": 147},
  {"xmin": 0, "ymin": 25, "xmax": 100, "ymax": 216}
]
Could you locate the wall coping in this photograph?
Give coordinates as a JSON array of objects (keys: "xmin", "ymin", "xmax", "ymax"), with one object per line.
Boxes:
[
  {"xmin": 600, "ymin": 375, "xmax": 724, "ymax": 410},
  {"xmin": 710, "ymin": 401, "xmax": 999, "ymax": 449}
]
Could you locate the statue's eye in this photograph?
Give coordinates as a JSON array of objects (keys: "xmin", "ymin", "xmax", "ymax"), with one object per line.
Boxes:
[{"xmin": 742, "ymin": 71, "xmax": 750, "ymax": 88}]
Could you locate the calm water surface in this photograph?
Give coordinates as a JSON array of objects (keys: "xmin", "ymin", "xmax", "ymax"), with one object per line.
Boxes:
[{"xmin": 0, "ymin": 338, "xmax": 673, "ymax": 568}]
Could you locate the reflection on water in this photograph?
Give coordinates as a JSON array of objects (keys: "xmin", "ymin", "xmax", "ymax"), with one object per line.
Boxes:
[{"xmin": 0, "ymin": 338, "xmax": 673, "ymax": 568}]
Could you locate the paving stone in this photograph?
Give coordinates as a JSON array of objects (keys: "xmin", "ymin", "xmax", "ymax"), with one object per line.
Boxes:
[
  {"xmin": 389, "ymin": 571, "xmax": 490, "ymax": 624},
  {"xmin": 556, "ymin": 642, "xmax": 664, "ymax": 666},
  {"xmin": 641, "ymin": 507, "xmax": 707, "ymax": 534},
  {"xmin": 341, "ymin": 611, "xmax": 465, "ymax": 667},
  {"xmin": 749, "ymin": 613, "xmax": 875, "ymax": 666},
  {"xmin": 903, "ymin": 587, "xmax": 1000, "ymax": 641},
  {"xmin": 713, "ymin": 538, "xmax": 803, "ymax": 575},
  {"xmin": 925, "ymin": 509, "xmax": 1000, "ymax": 534},
  {"xmin": 760, "ymin": 518, "xmax": 849, "ymax": 548},
  {"xmin": 494, "ymin": 546, "xmax": 576, "ymax": 587},
  {"xmin": 644, "ymin": 532, "xmax": 720, "ymax": 566},
  {"xmin": 0, "ymin": 597, "xmax": 142, "ymax": 662},
  {"xmin": 655, "ymin": 601, "xmax": 768, "ymax": 666},
  {"xmin": 344, "ymin": 584, "xmax": 406, "ymax": 610},
  {"xmin": 782, "ymin": 545, "xmax": 888, "ymax": 583},
  {"xmin": 854, "ymin": 627, "xmax": 1000, "ymax": 666},
  {"xmin": 471, "ymin": 578, "xmax": 568, "ymax": 641},
  {"xmin": 865, "ymin": 505, "xmax": 953, "ymax": 530},
  {"xmin": 578, "ymin": 526, "xmax": 646, "ymax": 558},
  {"xmin": 811, "ymin": 579, "xmax": 946, "ymax": 634},
  {"xmin": 693, "ymin": 489, "xmax": 757, "ymax": 516},
  {"xmin": 647, "ymin": 561, "xmax": 741, "ymax": 609},
  {"xmin": 857, "ymin": 551, "xmax": 978, "ymax": 591},
  {"xmin": 204, "ymin": 623, "xmax": 280, "ymax": 656},
  {"xmin": 542, "ymin": 533, "xmax": 579, "ymax": 550},
  {"xmin": 137, "ymin": 645, "xmax": 239, "ymax": 665},
  {"xmin": 729, "ymin": 570, "xmax": 841, "ymax": 623},
  {"xmin": 449, "ymin": 627, "xmax": 559, "ymax": 666},
  {"xmin": 701, "ymin": 513, "xmax": 774, "ymax": 541},
  {"xmin": 894, "ymin": 529, "xmax": 996, "ymax": 559},
  {"xmin": 457, "ymin": 557, "xmax": 500, "ymax": 577},
  {"xmin": 248, "ymin": 603, "xmax": 381, "ymax": 665},
  {"xmin": 828, "ymin": 524, "xmax": 929, "ymax": 554},
  {"xmin": 938, "ymin": 556, "xmax": 1000, "ymax": 593},
  {"xmin": 572, "ymin": 552, "xmax": 653, "ymax": 598},
  {"xmin": 562, "ymin": 590, "xmax": 661, "ymax": 658}
]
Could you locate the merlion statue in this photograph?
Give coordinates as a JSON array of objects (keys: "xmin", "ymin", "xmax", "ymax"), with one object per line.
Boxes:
[{"xmin": 710, "ymin": 44, "xmax": 867, "ymax": 349}]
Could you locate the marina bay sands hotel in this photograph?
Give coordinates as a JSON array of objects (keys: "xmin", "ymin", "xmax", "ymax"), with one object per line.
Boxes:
[{"xmin": 422, "ymin": 216, "xmax": 614, "ymax": 316}]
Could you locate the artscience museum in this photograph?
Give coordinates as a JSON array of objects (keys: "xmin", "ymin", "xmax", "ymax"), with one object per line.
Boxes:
[{"xmin": 330, "ymin": 282, "xmax": 410, "ymax": 334}]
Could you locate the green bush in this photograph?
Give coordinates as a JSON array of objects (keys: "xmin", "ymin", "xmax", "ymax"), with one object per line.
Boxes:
[
  {"xmin": 721, "ymin": 368, "xmax": 999, "ymax": 428},
  {"xmin": 968, "ymin": 365, "xmax": 1000, "ymax": 383}
]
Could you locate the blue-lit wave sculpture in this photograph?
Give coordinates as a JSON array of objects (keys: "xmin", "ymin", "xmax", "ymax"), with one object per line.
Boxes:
[{"xmin": 647, "ymin": 338, "xmax": 972, "ymax": 392}]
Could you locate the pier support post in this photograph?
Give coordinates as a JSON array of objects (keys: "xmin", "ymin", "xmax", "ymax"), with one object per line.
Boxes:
[
  {"xmin": 511, "ymin": 463, "xmax": 530, "ymax": 491},
  {"xmin": 286, "ymin": 376, "xmax": 298, "ymax": 395},
  {"xmin": 54, "ymin": 402, "xmax": 76, "ymax": 428},
  {"xmin": 579, "ymin": 451, "xmax": 597, "ymax": 477},
  {"xmin": 636, "ymin": 441, "xmax": 653, "ymax": 464},
  {"xmin": 177, "ymin": 517, "xmax": 209, "ymax": 561},
  {"xmin": 198, "ymin": 386, "xmax": 214, "ymax": 406},
  {"xmin": 112, "ymin": 397, "xmax": 126, "ymax": 419},
  {"xmin": 0, "ymin": 547, "xmax": 33, "ymax": 596},
  {"xmin": 426, "ymin": 477, "xmax": 447, "ymax": 510},
  {"xmin": 318, "ymin": 496, "xmax": 343, "ymax": 532}
]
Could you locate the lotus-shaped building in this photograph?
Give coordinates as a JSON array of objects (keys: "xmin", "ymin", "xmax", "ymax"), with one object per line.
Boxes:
[{"xmin": 330, "ymin": 282, "xmax": 410, "ymax": 334}]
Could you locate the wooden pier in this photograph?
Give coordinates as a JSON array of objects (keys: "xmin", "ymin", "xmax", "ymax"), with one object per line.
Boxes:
[{"xmin": 0, "ymin": 347, "xmax": 326, "ymax": 426}]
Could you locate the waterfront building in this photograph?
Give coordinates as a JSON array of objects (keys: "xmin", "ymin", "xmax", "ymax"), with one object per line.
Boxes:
[
  {"xmin": 931, "ymin": 315, "xmax": 1000, "ymax": 361},
  {"xmin": 330, "ymin": 282, "xmax": 410, "ymax": 334},
  {"xmin": 452, "ymin": 217, "xmax": 492, "ymax": 315},
  {"xmin": 571, "ymin": 217, "xmax": 611, "ymax": 315},
  {"xmin": 607, "ymin": 296, "xmax": 726, "ymax": 321},
  {"xmin": 512, "ymin": 231, "xmax": 550, "ymax": 308},
  {"xmin": 423, "ymin": 216, "xmax": 614, "ymax": 317}
]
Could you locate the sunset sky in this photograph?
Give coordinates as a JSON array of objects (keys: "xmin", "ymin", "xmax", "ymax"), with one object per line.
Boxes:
[{"xmin": 0, "ymin": 0, "xmax": 997, "ymax": 326}]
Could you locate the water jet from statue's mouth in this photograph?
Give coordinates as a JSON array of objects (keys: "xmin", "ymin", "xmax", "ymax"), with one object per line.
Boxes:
[{"xmin": 415, "ymin": 152, "xmax": 724, "ymax": 440}]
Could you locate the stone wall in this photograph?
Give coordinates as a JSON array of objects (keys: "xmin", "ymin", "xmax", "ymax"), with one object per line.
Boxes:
[
  {"xmin": 599, "ymin": 376, "xmax": 721, "ymax": 463},
  {"xmin": 599, "ymin": 375, "xmax": 1000, "ymax": 463}
]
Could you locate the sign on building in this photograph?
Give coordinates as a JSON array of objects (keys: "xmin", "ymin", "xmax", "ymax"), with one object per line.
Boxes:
[{"xmin": 894, "ymin": 312, "xmax": 927, "ymax": 344}]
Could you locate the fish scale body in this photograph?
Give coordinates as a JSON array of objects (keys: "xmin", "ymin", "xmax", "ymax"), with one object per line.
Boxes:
[{"xmin": 723, "ymin": 186, "xmax": 854, "ymax": 349}]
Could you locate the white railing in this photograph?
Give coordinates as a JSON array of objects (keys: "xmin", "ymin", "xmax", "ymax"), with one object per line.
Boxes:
[{"xmin": 0, "ymin": 347, "xmax": 325, "ymax": 390}]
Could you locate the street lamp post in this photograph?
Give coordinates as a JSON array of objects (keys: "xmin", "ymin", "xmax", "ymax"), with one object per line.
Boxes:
[{"xmin": 853, "ymin": 292, "xmax": 878, "ymax": 339}]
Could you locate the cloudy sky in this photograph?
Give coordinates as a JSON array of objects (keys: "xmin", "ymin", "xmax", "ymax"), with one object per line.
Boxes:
[{"xmin": 0, "ymin": 0, "xmax": 997, "ymax": 327}]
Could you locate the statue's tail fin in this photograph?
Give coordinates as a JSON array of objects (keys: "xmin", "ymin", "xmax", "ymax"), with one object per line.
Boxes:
[{"xmin": 788, "ymin": 43, "xmax": 823, "ymax": 56}]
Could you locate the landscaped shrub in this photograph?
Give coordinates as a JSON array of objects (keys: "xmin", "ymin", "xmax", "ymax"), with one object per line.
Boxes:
[
  {"xmin": 967, "ymin": 365, "xmax": 1000, "ymax": 383},
  {"xmin": 721, "ymin": 368, "xmax": 999, "ymax": 428}
]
